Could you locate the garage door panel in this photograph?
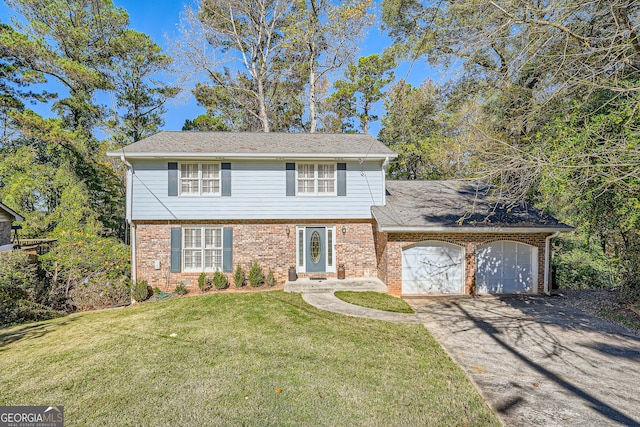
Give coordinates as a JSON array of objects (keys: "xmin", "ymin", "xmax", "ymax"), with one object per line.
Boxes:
[
  {"xmin": 477, "ymin": 241, "xmax": 537, "ymax": 294},
  {"xmin": 402, "ymin": 242, "xmax": 465, "ymax": 294}
]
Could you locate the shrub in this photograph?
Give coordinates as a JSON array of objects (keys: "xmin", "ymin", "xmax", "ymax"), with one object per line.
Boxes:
[
  {"xmin": 213, "ymin": 271, "xmax": 229, "ymax": 290},
  {"xmin": 198, "ymin": 272, "xmax": 212, "ymax": 292},
  {"xmin": 175, "ymin": 282, "xmax": 188, "ymax": 295},
  {"xmin": 132, "ymin": 280, "xmax": 150, "ymax": 302},
  {"xmin": 71, "ymin": 278, "xmax": 130, "ymax": 311},
  {"xmin": 0, "ymin": 250, "xmax": 59, "ymax": 326},
  {"xmin": 248, "ymin": 260, "xmax": 264, "ymax": 287},
  {"xmin": 234, "ymin": 264, "xmax": 245, "ymax": 288},
  {"xmin": 39, "ymin": 231, "xmax": 130, "ymax": 311},
  {"xmin": 265, "ymin": 269, "xmax": 276, "ymax": 287}
]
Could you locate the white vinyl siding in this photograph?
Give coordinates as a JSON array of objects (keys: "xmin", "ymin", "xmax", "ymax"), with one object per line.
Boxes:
[
  {"xmin": 183, "ymin": 227, "xmax": 223, "ymax": 272},
  {"xmin": 297, "ymin": 163, "xmax": 335, "ymax": 195},
  {"xmin": 180, "ymin": 163, "xmax": 220, "ymax": 196},
  {"xmin": 130, "ymin": 159, "xmax": 385, "ymax": 220}
]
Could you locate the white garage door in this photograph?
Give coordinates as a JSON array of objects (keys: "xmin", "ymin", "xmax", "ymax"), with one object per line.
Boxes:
[
  {"xmin": 476, "ymin": 241, "xmax": 537, "ymax": 294},
  {"xmin": 402, "ymin": 242, "xmax": 465, "ymax": 294}
]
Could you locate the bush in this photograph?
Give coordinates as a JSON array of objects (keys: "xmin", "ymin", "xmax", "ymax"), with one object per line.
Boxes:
[
  {"xmin": 39, "ymin": 231, "xmax": 130, "ymax": 311},
  {"xmin": 265, "ymin": 269, "xmax": 276, "ymax": 287},
  {"xmin": 248, "ymin": 261, "xmax": 264, "ymax": 287},
  {"xmin": 175, "ymin": 282, "xmax": 188, "ymax": 295},
  {"xmin": 71, "ymin": 278, "xmax": 130, "ymax": 311},
  {"xmin": 132, "ymin": 280, "xmax": 150, "ymax": 302},
  {"xmin": 553, "ymin": 236, "xmax": 618, "ymax": 289},
  {"xmin": 198, "ymin": 272, "xmax": 212, "ymax": 292},
  {"xmin": 234, "ymin": 264, "xmax": 245, "ymax": 288},
  {"xmin": 0, "ymin": 250, "xmax": 61, "ymax": 326},
  {"xmin": 213, "ymin": 271, "xmax": 229, "ymax": 290}
]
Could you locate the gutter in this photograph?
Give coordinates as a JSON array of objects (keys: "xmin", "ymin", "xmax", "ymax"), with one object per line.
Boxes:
[
  {"xmin": 120, "ymin": 154, "xmax": 137, "ymax": 287},
  {"xmin": 544, "ymin": 231, "xmax": 560, "ymax": 295}
]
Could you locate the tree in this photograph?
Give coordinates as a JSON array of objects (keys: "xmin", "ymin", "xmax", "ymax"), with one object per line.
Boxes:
[
  {"xmin": 326, "ymin": 54, "xmax": 395, "ymax": 133},
  {"xmin": 174, "ymin": 0, "xmax": 301, "ymax": 132},
  {"xmin": 285, "ymin": 0, "xmax": 373, "ymax": 132},
  {"xmin": 182, "ymin": 114, "xmax": 229, "ymax": 131},
  {"xmin": 379, "ymin": 80, "xmax": 459, "ymax": 179},
  {"xmin": 109, "ymin": 30, "xmax": 178, "ymax": 146},
  {"xmin": 0, "ymin": 0, "xmax": 171, "ymax": 239}
]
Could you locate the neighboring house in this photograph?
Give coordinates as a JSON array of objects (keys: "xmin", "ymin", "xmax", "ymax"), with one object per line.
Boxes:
[
  {"xmin": 0, "ymin": 202, "xmax": 23, "ymax": 249},
  {"xmin": 108, "ymin": 132, "xmax": 572, "ymax": 296}
]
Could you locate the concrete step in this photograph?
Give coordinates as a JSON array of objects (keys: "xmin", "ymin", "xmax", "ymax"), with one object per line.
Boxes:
[{"xmin": 284, "ymin": 277, "xmax": 388, "ymax": 293}]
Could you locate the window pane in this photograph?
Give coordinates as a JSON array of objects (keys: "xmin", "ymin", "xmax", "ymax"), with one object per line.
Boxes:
[
  {"xmin": 327, "ymin": 229, "xmax": 333, "ymax": 267},
  {"xmin": 298, "ymin": 228, "xmax": 304, "ymax": 267},
  {"xmin": 184, "ymin": 249, "xmax": 202, "ymax": 269},
  {"xmin": 201, "ymin": 164, "xmax": 220, "ymax": 178},
  {"xmin": 181, "ymin": 164, "xmax": 198, "ymax": 178}
]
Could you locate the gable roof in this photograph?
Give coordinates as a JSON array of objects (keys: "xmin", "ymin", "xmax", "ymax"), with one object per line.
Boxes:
[
  {"xmin": 106, "ymin": 131, "xmax": 397, "ymax": 160},
  {"xmin": 0, "ymin": 202, "xmax": 24, "ymax": 222},
  {"xmin": 372, "ymin": 180, "xmax": 573, "ymax": 233}
]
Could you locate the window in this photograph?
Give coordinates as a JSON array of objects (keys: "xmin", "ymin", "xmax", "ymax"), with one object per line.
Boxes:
[
  {"xmin": 183, "ymin": 227, "xmax": 223, "ymax": 271},
  {"xmin": 297, "ymin": 163, "xmax": 335, "ymax": 195},
  {"xmin": 180, "ymin": 163, "xmax": 220, "ymax": 195}
]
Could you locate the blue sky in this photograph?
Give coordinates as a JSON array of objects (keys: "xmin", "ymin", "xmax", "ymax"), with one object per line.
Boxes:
[{"xmin": 1, "ymin": 0, "xmax": 440, "ymax": 136}]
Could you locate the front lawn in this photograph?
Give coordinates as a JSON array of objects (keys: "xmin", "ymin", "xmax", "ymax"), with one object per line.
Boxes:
[
  {"xmin": 0, "ymin": 292, "xmax": 498, "ymax": 426},
  {"xmin": 334, "ymin": 291, "xmax": 415, "ymax": 313}
]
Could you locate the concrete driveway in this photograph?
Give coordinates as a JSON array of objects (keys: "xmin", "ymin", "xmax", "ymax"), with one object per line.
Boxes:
[{"xmin": 408, "ymin": 296, "xmax": 640, "ymax": 427}]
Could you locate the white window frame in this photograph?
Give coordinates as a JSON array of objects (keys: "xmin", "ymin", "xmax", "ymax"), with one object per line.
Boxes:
[
  {"xmin": 182, "ymin": 227, "xmax": 224, "ymax": 272},
  {"xmin": 295, "ymin": 226, "xmax": 336, "ymax": 273},
  {"xmin": 296, "ymin": 163, "xmax": 336, "ymax": 196},
  {"xmin": 179, "ymin": 162, "xmax": 221, "ymax": 196}
]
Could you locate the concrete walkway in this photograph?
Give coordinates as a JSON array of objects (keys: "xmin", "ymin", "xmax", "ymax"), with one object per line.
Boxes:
[{"xmin": 285, "ymin": 277, "xmax": 420, "ymax": 323}]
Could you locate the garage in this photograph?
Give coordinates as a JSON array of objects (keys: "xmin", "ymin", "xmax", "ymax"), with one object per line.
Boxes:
[
  {"xmin": 402, "ymin": 242, "xmax": 465, "ymax": 294},
  {"xmin": 476, "ymin": 241, "xmax": 537, "ymax": 294}
]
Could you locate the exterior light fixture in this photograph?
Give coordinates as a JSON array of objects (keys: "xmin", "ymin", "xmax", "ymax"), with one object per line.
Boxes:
[
  {"xmin": 286, "ymin": 226, "xmax": 290, "ymax": 235},
  {"xmin": 342, "ymin": 225, "xmax": 346, "ymax": 235}
]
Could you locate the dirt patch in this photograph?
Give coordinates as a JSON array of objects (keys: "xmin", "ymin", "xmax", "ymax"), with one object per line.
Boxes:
[{"xmin": 552, "ymin": 288, "xmax": 640, "ymax": 331}]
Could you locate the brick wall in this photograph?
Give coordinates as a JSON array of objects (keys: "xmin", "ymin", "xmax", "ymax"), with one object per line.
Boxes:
[
  {"xmin": 377, "ymin": 232, "xmax": 552, "ymax": 296},
  {"xmin": 133, "ymin": 219, "xmax": 378, "ymax": 291}
]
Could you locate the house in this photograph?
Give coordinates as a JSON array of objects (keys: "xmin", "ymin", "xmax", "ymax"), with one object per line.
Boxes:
[
  {"xmin": 107, "ymin": 132, "xmax": 572, "ymax": 296},
  {"xmin": 0, "ymin": 202, "xmax": 23, "ymax": 249}
]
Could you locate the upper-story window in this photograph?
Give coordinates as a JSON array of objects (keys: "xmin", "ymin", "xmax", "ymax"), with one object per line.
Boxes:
[
  {"xmin": 180, "ymin": 163, "xmax": 220, "ymax": 196},
  {"xmin": 297, "ymin": 163, "xmax": 336, "ymax": 195}
]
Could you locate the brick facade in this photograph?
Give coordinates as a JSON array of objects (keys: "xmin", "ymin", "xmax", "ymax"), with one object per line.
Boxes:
[
  {"xmin": 376, "ymin": 232, "xmax": 552, "ymax": 296},
  {"xmin": 134, "ymin": 219, "xmax": 553, "ymax": 297},
  {"xmin": 133, "ymin": 220, "xmax": 378, "ymax": 291}
]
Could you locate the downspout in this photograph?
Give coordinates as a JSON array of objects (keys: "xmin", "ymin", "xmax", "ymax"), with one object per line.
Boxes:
[
  {"xmin": 121, "ymin": 155, "xmax": 136, "ymax": 286},
  {"xmin": 382, "ymin": 157, "xmax": 390, "ymax": 206},
  {"xmin": 544, "ymin": 231, "xmax": 560, "ymax": 295}
]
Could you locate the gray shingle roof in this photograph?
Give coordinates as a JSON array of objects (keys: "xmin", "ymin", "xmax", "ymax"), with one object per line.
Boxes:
[
  {"xmin": 372, "ymin": 180, "xmax": 573, "ymax": 232},
  {"xmin": 107, "ymin": 131, "xmax": 396, "ymax": 159}
]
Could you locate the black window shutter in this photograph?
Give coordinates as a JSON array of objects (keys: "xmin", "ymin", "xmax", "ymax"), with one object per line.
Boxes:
[
  {"xmin": 168, "ymin": 162, "xmax": 178, "ymax": 196},
  {"xmin": 337, "ymin": 163, "xmax": 346, "ymax": 196},
  {"xmin": 170, "ymin": 227, "xmax": 181, "ymax": 272},
  {"xmin": 223, "ymin": 227, "xmax": 233, "ymax": 272},
  {"xmin": 221, "ymin": 162, "xmax": 231, "ymax": 196},
  {"xmin": 286, "ymin": 163, "xmax": 295, "ymax": 196}
]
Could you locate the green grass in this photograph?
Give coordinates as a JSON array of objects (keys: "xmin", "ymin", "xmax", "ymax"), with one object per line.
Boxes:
[
  {"xmin": 0, "ymin": 291, "xmax": 498, "ymax": 426},
  {"xmin": 334, "ymin": 291, "xmax": 415, "ymax": 314}
]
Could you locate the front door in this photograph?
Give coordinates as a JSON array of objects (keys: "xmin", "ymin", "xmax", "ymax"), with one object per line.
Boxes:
[{"xmin": 305, "ymin": 227, "xmax": 326, "ymax": 273}]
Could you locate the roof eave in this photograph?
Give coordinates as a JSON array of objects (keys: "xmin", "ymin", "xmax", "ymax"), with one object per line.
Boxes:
[
  {"xmin": 376, "ymin": 225, "xmax": 574, "ymax": 234},
  {"xmin": 106, "ymin": 151, "xmax": 398, "ymax": 160},
  {"xmin": 0, "ymin": 203, "xmax": 24, "ymax": 222}
]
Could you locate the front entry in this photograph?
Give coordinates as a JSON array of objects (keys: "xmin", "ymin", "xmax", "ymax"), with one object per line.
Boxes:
[{"xmin": 305, "ymin": 227, "xmax": 326, "ymax": 273}]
